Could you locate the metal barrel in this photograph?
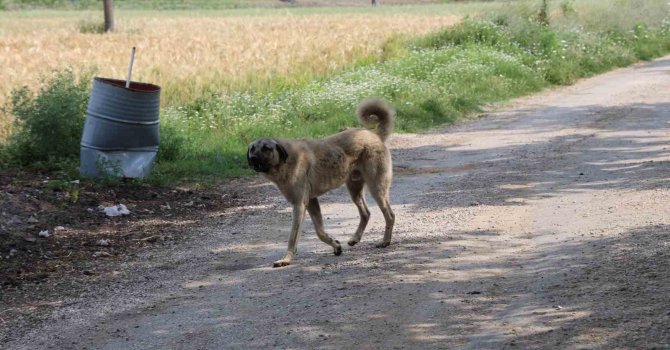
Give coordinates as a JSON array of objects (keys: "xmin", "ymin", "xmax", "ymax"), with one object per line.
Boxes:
[{"xmin": 80, "ymin": 77, "xmax": 161, "ymax": 178}]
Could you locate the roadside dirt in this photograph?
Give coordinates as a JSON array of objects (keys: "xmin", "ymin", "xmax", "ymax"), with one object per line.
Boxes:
[
  {"xmin": 2, "ymin": 56, "xmax": 669, "ymax": 349},
  {"xmin": 0, "ymin": 174, "xmax": 263, "ymax": 336}
]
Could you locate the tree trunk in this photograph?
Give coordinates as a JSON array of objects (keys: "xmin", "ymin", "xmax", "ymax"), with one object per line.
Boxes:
[{"xmin": 103, "ymin": 0, "xmax": 114, "ymax": 32}]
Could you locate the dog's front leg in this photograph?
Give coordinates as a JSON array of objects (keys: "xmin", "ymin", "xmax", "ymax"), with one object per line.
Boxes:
[{"xmin": 273, "ymin": 201, "xmax": 306, "ymax": 268}]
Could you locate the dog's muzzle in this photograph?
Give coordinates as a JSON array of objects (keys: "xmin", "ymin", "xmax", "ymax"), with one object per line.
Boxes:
[{"xmin": 248, "ymin": 156, "xmax": 269, "ymax": 173}]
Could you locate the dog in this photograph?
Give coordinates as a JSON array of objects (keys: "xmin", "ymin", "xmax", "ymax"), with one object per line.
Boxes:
[{"xmin": 247, "ymin": 98, "xmax": 396, "ymax": 267}]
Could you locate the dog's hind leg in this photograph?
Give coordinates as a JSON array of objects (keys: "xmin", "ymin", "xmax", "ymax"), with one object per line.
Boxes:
[
  {"xmin": 273, "ymin": 202, "xmax": 306, "ymax": 268},
  {"xmin": 346, "ymin": 178, "xmax": 370, "ymax": 246},
  {"xmin": 307, "ymin": 198, "xmax": 342, "ymax": 256},
  {"xmin": 368, "ymin": 178, "xmax": 395, "ymax": 248}
]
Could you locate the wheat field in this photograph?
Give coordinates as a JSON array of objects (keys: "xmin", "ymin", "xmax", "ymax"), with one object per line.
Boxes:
[{"xmin": 0, "ymin": 10, "xmax": 460, "ymax": 139}]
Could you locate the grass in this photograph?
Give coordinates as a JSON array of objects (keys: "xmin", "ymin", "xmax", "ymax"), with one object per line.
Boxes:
[{"xmin": 1, "ymin": 0, "xmax": 669, "ymax": 185}]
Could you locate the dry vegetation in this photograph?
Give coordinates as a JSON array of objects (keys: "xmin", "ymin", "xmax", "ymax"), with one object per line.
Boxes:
[{"xmin": 0, "ymin": 11, "xmax": 459, "ymax": 139}]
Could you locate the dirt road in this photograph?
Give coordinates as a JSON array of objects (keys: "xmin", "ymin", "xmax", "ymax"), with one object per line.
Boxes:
[{"xmin": 4, "ymin": 57, "xmax": 670, "ymax": 349}]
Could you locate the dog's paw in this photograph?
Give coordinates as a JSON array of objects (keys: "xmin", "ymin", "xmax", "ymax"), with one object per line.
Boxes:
[
  {"xmin": 273, "ymin": 260, "xmax": 291, "ymax": 268},
  {"xmin": 375, "ymin": 241, "xmax": 391, "ymax": 248},
  {"xmin": 333, "ymin": 240, "xmax": 342, "ymax": 256},
  {"xmin": 347, "ymin": 239, "xmax": 359, "ymax": 246}
]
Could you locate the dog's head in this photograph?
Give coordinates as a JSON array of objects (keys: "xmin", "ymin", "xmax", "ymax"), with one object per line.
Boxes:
[{"xmin": 247, "ymin": 139, "xmax": 288, "ymax": 173}]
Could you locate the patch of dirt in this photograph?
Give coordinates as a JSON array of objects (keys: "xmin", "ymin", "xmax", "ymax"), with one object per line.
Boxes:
[{"xmin": 0, "ymin": 169, "xmax": 260, "ymax": 330}]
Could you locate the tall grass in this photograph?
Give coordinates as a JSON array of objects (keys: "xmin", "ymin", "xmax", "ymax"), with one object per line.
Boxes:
[{"xmin": 0, "ymin": 11, "xmax": 460, "ymax": 140}]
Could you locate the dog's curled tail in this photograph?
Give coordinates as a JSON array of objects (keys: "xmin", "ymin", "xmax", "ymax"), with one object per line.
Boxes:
[{"xmin": 357, "ymin": 98, "xmax": 395, "ymax": 142}]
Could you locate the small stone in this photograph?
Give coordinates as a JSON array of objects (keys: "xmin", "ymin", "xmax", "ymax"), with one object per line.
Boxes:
[
  {"xmin": 9, "ymin": 248, "xmax": 17, "ymax": 257},
  {"xmin": 54, "ymin": 226, "xmax": 66, "ymax": 232},
  {"xmin": 93, "ymin": 251, "xmax": 112, "ymax": 258},
  {"xmin": 27, "ymin": 216, "xmax": 39, "ymax": 224},
  {"xmin": 38, "ymin": 230, "xmax": 50, "ymax": 238},
  {"xmin": 553, "ymin": 305, "xmax": 563, "ymax": 310},
  {"xmin": 101, "ymin": 204, "xmax": 130, "ymax": 217},
  {"xmin": 97, "ymin": 239, "xmax": 111, "ymax": 246}
]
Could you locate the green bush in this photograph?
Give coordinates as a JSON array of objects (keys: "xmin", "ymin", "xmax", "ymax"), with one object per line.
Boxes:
[{"xmin": 3, "ymin": 69, "xmax": 90, "ymax": 167}]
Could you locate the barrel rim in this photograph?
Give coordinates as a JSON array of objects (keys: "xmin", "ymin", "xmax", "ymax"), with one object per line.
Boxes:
[
  {"xmin": 81, "ymin": 142, "xmax": 159, "ymax": 152},
  {"xmin": 94, "ymin": 77, "xmax": 161, "ymax": 93}
]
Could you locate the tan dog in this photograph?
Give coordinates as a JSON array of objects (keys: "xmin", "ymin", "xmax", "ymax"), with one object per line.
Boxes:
[{"xmin": 247, "ymin": 99, "xmax": 396, "ymax": 267}]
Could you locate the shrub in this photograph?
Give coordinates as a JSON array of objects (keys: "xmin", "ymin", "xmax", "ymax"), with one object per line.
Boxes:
[{"xmin": 3, "ymin": 69, "xmax": 90, "ymax": 167}]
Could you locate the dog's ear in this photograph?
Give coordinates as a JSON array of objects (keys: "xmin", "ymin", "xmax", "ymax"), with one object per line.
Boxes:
[{"xmin": 274, "ymin": 141, "xmax": 288, "ymax": 162}]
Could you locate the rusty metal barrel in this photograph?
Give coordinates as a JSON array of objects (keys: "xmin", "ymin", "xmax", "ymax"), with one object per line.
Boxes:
[{"xmin": 80, "ymin": 77, "xmax": 161, "ymax": 178}]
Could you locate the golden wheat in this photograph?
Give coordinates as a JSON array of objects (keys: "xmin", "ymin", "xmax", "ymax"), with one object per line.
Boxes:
[{"xmin": 0, "ymin": 12, "xmax": 459, "ymax": 139}]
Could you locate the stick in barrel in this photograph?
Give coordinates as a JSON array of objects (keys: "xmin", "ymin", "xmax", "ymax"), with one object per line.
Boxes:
[{"xmin": 126, "ymin": 47, "xmax": 136, "ymax": 88}]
